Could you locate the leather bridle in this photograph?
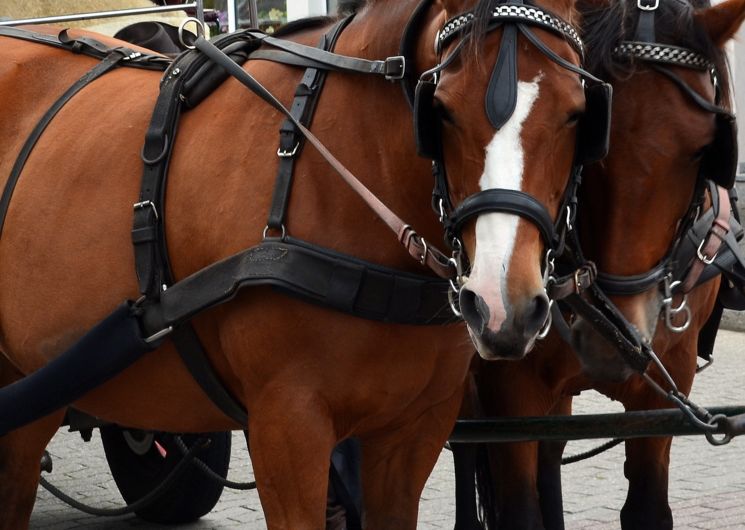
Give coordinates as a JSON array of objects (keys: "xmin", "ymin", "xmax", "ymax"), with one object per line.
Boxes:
[
  {"xmin": 591, "ymin": 0, "xmax": 738, "ymax": 334},
  {"xmin": 413, "ymin": 0, "xmax": 612, "ymax": 320}
]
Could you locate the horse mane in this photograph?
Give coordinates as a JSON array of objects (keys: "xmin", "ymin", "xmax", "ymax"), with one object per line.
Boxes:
[
  {"xmin": 578, "ymin": 0, "xmax": 731, "ymax": 107},
  {"xmin": 272, "ymin": 15, "xmax": 337, "ymax": 37},
  {"xmin": 338, "ymin": 0, "xmax": 367, "ymax": 14}
]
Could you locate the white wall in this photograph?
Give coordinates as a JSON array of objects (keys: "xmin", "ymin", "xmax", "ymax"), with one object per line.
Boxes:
[{"xmin": 286, "ymin": 0, "xmax": 328, "ymax": 21}]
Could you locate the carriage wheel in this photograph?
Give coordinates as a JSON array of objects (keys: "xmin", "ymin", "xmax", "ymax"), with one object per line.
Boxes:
[{"xmin": 100, "ymin": 426, "xmax": 231, "ymax": 524}]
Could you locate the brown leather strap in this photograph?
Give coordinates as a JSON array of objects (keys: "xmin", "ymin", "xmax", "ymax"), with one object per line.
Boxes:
[
  {"xmin": 681, "ymin": 185, "xmax": 731, "ymax": 293},
  {"xmin": 547, "ymin": 262, "xmax": 597, "ymax": 300},
  {"xmin": 195, "ymin": 37, "xmax": 456, "ymax": 279}
]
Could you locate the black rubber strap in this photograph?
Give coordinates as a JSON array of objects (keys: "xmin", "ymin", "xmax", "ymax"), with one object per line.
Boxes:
[{"xmin": 0, "ymin": 51, "xmax": 127, "ymax": 238}]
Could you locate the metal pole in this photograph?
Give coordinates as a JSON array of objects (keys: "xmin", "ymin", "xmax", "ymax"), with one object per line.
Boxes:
[
  {"xmin": 195, "ymin": 0, "xmax": 205, "ymax": 24},
  {"xmin": 449, "ymin": 406, "xmax": 745, "ymax": 443},
  {"xmin": 0, "ymin": 3, "xmax": 199, "ymax": 27},
  {"xmin": 227, "ymin": 0, "xmax": 237, "ymax": 32},
  {"xmin": 247, "ymin": 0, "xmax": 260, "ymax": 28}
]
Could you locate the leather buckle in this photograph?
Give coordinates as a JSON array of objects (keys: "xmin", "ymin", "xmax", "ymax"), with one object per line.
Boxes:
[
  {"xmin": 574, "ymin": 265, "xmax": 596, "ymax": 294},
  {"xmin": 133, "ymin": 200, "xmax": 159, "ymax": 221},
  {"xmin": 385, "ymin": 56, "xmax": 406, "ymax": 81},
  {"xmin": 277, "ymin": 143, "xmax": 299, "ymax": 158},
  {"xmin": 696, "ymin": 239, "xmax": 718, "ymax": 265},
  {"xmin": 637, "ymin": 0, "xmax": 659, "ymax": 10}
]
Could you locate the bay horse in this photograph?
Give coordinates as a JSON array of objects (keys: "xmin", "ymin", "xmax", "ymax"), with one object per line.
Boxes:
[
  {"xmin": 454, "ymin": 0, "xmax": 745, "ymax": 528},
  {"xmin": 0, "ymin": 0, "xmax": 599, "ymax": 527}
]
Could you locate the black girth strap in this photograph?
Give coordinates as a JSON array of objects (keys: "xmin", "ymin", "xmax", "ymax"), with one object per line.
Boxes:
[
  {"xmin": 266, "ymin": 16, "xmax": 352, "ymax": 232},
  {"xmin": 140, "ymin": 237, "xmax": 454, "ymax": 336}
]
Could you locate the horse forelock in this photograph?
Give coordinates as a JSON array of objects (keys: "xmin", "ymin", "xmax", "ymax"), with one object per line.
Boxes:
[
  {"xmin": 579, "ymin": 0, "xmax": 731, "ymax": 107},
  {"xmin": 466, "ymin": 0, "xmax": 580, "ymax": 61}
]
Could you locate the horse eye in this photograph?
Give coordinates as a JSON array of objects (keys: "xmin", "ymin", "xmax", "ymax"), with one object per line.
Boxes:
[
  {"xmin": 692, "ymin": 146, "xmax": 708, "ymax": 162},
  {"xmin": 566, "ymin": 111, "xmax": 583, "ymax": 126},
  {"xmin": 433, "ymin": 99, "xmax": 456, "ymax": 126}
]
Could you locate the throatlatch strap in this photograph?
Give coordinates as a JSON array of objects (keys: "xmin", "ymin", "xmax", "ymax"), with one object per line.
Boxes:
[{"xmin": 0, "ymin": 51, "xmax": 127, "ymax": 238}]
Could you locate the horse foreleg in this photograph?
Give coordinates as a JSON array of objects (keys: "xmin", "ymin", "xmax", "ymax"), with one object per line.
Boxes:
[
  {"xmin": 620, "ymin": 436, "xmax": 673, "ymax": 530},
  {"xmin": 0, "ymin": 356, "xmax": 64, "ymax": 530},
  {"xmin": 536, "ymin": 396, "xmax": 571, "ymax": 530},
  {"xmin": 452, "ymin": 442, "xmax": 485, "ymax": 530},
  {"xmin": 619, "ymin": 338, "xmax": 697, "ymax": 530},
  {"xmin": 247, "ymin": 386, "xmax": 336, "ymax": 530},
  {"xmin": 361, "ymin": 388, "xmax": 463, "ymax": 530}
]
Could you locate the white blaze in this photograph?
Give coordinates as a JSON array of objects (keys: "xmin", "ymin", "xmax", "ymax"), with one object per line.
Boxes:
[{"xmin": 464, "ymin": 76, "xmax": 542, "ymax": 331}]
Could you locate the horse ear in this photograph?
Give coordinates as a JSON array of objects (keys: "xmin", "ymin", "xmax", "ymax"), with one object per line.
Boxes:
[{"xmin": 694, "ymin": 0, "xmax": 745, "ymax": 47}]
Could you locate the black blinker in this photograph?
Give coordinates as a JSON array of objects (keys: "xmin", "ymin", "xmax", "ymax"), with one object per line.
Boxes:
[
  {"xmin": 702, "ymin": 114, "xmax": 738, "ymax": 189},
  {"xmin": 414, "ymin": 79, "xmax": 441, "ymax": 159},
  {"xmin": 576, "ymin": 82, "xmax": 613, "ymax": 164}
]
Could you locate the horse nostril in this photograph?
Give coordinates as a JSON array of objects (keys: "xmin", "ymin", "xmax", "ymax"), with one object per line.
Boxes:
[
  {"xmin": 520, "ymin": 293, "xmax": 550, "ymax": 339},
  {"xmin": 459, "ymin": 288, "xmax": 490, "ymax": 335}
]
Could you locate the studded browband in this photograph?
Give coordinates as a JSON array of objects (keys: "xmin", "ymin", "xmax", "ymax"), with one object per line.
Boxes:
[{"xmin": 437, "ymin": 3, "xmax": 585, "ymax": 56}]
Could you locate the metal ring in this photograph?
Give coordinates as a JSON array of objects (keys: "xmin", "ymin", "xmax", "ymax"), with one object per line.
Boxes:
[
  {"xmin": 179, "ymin": 17, "xmax": 205, "ymax": 50},
  {"xmin": 537, "ymin": 300, "xmax": 554, "ymax": 340},
  {"xmin": 448, "ymin": 284, "xmax": 462, "ymax": 318},
  {"xmin": 419, "ymin": 238, "xmax": 429, "ymax": 265},
  {"xmin": 665, "ymin": 304, "xmax": 691, "ymax": 333},
  {"xmin": 705, "ymin": 414, "xmax": 733, "ymax": 446},
  {"xmin": 262, "ymin": 224, "xmax": 287, "ymax": 240}
]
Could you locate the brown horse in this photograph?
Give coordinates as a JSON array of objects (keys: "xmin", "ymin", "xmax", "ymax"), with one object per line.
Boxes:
[
  {"xmin": 0, "ymin": 0, "xmax": 593, "ymax": 527},
  {"xmin": 455, "ymin": 0, "xmax": 745, "ymax": 528}
]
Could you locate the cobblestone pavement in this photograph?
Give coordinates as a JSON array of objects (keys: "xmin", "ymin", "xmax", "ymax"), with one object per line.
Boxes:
[{"xmin": 28, "ymin": 330, "xmax": 744, "ymax": 529}]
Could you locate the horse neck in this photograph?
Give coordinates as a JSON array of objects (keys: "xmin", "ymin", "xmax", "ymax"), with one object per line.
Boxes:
[{"xmin": 323, "ymin": 1, "xmax": 444, "ymax": 245}]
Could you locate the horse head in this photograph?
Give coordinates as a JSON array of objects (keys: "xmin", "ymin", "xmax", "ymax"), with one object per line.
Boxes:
[
  {"xmin": 422, "ymin": 0, "xmax": 604, "ymax": 360},
  {"xmin": 571, "ymin": 0, "xmax": 745, "ymax": 382}
]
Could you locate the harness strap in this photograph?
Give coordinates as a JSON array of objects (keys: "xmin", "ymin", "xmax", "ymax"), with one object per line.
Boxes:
[
  {"xmin": 680, "ymin": 185, "xmax": 731, "ymax": 292},
  {"xmin": 244, "ymin": 30, "xmax": 406, "ymax": 80},
  {"xmin": 132, "ymin": 32, "xmax": 261, "ymax": 298},
  {"xmin": 140, "ymin": 238, "xmax": 454, "ymax": 337},
  {"xmin": 194, "ymin": 36, "xmax": 455, "ymax": 279},
  {"xmin": 0, "ymin": 26, "xmax": 171, "ymax": 70},
  {"xmin": 170, "ymin": 326, "xmax": 248, "ymax": 426},
  {"xmin": 0, "ymin": 50, "xmax": 129, "ymax": 238},
  {"xmin": 561, "ymin": 283, "xmax": 651, "ymax": 373},
  {"xmin": 266, "ymin": 16, "xmax": 352, "ymax": 232}
]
